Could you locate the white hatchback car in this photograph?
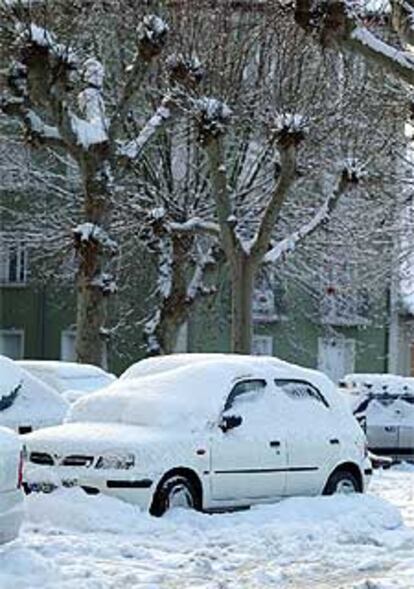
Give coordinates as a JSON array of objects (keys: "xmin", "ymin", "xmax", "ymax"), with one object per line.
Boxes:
[
  {"xmin": 24, "ymin": 355, "xmax": 371, "ymax": 515},
  {"xmin": 0, "ymin": 427, "xmax": 24, "ymax": 543}
]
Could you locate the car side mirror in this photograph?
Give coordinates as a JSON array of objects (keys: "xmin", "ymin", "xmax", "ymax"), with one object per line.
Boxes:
[{"xmin": 220, "ymin": 414, "xmax": 243, "ymax": 433}]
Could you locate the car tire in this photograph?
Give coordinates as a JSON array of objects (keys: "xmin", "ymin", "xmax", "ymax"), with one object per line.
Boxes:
[
  {"xmin": 323, "ymin": 469, "xmax": 361, "ymax": 495},
  {"xmin": 150, "ymin": 474, "xmax": 201, "ymax": 517}
]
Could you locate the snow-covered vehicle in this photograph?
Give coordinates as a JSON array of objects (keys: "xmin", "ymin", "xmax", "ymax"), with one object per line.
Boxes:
[
  {"xmin": 0, "ymin": 355, "xmax": 69, "ymax": 434},
  {"xmin": 341, "ymin": 374, "xmax": 414, "ymax": 461},
  {"xmin": 24, "ymin": 354, "xmax": 371, "ymax": 515},
  {"xmin": 17, "ymin": 361, "xmax": 116, "ymax": 404},
  {"xmin": 0, "ymin": 427, "xmax": 24, "ymax": 543}
]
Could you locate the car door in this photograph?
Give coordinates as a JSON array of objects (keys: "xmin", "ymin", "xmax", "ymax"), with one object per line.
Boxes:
[
  {"xmin": 366, "ymin": 397, "xmax": 400, "ymax": 455},
  {"xmin": 210, "ymin": 378, "xmax": 288, "ymax": 504},
  {"xmin": 396, "ymin": 396, "xmax": 414, "ymax": 460},
  {"xmin": 274, "ymin": 379, "xmax": 338, "ymax": 496}
]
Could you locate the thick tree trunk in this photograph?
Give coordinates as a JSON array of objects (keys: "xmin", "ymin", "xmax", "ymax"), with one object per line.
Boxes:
[
  {"xmin": 75, "ymin": 280, "xmax": 107, "ymax": 365},
  {"xmin": 230, "ymin": 253, "xmax": 255, "ymax": 354},
  {"xmin": 145, "ymin": 234, "xmax": 192, "ymax": 355},
  {"xmin": 75, "ymin": 155, "xmax": 114, "ymax": 366}
]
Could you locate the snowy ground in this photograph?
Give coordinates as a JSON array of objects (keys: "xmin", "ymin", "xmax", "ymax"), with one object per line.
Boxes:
[{"xmin": 1, "ymin": 466, "xmax": 414, "ymax": 589}]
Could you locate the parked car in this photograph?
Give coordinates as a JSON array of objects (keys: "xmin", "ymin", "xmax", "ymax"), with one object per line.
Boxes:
[
  {"xmin": 341, "ymin": 373, "xmax": 414, "ymax": 461},
  {"xmin": 0, "ymin": 355, "xmax": 69, "ymax": 434},
  {"xmin": 24, "ymin": 354, "xmax": 371, "ymax": 515},
  {"xmin": 0, "ymin": 427, "xmax": 24, "ymax": 543},
  {"xmin": 17, "ymin": 360, "xmax": 116, "ymax": 404}
]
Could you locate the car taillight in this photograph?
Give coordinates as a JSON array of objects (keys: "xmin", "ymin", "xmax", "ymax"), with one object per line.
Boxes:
[{"xmin": 17, "ymin": 450, "xmax": 24, "ymax": 489}]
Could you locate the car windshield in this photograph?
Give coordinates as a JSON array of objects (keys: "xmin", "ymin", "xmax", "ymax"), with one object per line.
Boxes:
[{"xmin": 69, "ymin": 364, "xmax": 234, "ymax": 430}]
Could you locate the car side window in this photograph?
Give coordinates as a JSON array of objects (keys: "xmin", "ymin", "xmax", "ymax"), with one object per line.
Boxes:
[
  {"xmin": 274, "ymin": 379, "xmax": 329, "ymax": 408},
  {"xmin": 224, "ymin": 379, "xmax": 266, "ymax": 412}
]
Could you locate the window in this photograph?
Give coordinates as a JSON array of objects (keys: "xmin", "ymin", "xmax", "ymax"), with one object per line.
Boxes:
[
  {"xmin": 61, "ymin": 330, "xmax": 77, "ymax": 361},
  {"xmin": 274, "ymin": 379, "xmax": 329, "ymax": 408},
  {"xmin": 253, "ymin": 268, "xmax": 286, "ymax": 323},
  {"xmin": 224, "ymin": 379, "xmax": 266, "ymax": 412},
  {"xmin": 61, "ymin": 329, "xmax": 108, "ymax": 367},
  {"xmin": 0, "ymin": 235, "xmax": 28, "ymax": 285},
  {"xmin": 0, "ymin": 329, "xmax": 24, "ymax": 359},
  {"xmin": 252, "ymin": 335, "xmax": 273, "ymax": 356},
  {"xmin": 320, "ymin": 263, "xmax": 369, "ymax": 326}
]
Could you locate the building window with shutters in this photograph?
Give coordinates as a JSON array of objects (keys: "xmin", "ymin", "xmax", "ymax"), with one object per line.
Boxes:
[{"xmin": 0, "ymin": 234, "xmax": 28, "ymax": 286}]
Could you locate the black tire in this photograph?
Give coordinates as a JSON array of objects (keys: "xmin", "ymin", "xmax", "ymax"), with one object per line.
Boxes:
[
  {"xmin": 150, "ymin": 474, "xmax": 201, "ymax": 517},
  {"xmin": 323, "ymin": 469, "xmax": 361, "ymax": 495}
]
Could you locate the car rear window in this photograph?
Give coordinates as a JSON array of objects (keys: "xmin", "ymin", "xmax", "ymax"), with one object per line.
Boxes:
[{"xmin": 274, "ymin": 379, "xmax": 329, "ymax": 408}]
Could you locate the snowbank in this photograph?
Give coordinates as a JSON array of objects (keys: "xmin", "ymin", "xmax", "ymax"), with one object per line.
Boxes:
[{"xmin": 1, "ymin": 468, "xmax": 414, "ymax": 588}]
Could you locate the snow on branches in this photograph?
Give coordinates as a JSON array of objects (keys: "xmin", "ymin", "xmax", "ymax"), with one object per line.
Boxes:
[
  {"xmin": 271, "ymin": 113, "xmax": 309, "ymax": 147},
  {"xmin": 137, "ymin": 15, "xmax": 169, "ymax": 61},
  {"xmin": 193, "ymin": 97, "xmax": 232, "ymax": 145},
  {"xmin": 73, "ymin": 223, "xmax": 118, "ymax": 255},
  {"xmin": 166, "ymin": 53, "xmax": 205, "ymax": 88}
]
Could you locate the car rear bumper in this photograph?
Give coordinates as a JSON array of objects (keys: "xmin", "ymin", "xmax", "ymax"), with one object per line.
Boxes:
[{"xmin": 0, "ymin": 489, "xmax": 24, "ymax": 544}]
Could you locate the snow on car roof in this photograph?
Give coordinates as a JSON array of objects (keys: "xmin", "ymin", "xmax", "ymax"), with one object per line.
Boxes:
[
  {"xmin": 17, "ymin": 360, "xmax": 113, "ymax": 379},
  {"xmin": 343, "ymin": 373, "xmax": 414, "ymax": 396},
  {"xmin": 0, "ymin": 355, "xmax": 69, "ymax": 429},
  {"xmin": 70, "ymin": 355, "xmax": 336, "ymax": 429},
  {"xmin": 121, "ymin": 353, "xmax": 329, "ymax": 383}
]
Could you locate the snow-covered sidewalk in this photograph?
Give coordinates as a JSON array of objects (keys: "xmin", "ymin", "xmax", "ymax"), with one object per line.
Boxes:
[{"xmin": 1, "ymin": 467, "xmax": 414, "ymax": 588}]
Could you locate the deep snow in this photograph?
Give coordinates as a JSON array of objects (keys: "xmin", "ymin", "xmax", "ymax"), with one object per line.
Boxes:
[{"xmin": 0, "ymin": 466, "xmax": 413, "ymax": 588}]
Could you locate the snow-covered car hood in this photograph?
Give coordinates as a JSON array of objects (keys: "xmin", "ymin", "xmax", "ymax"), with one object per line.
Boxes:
[{"xmin": 24, "ymin": 422, "xmax": 187, "ymax": 456}]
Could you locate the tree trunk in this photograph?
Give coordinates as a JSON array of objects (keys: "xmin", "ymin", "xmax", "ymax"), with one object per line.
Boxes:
[
  {"xmin": 75, "ymin": 155, "xmax": 113, "ymax": 366},
  {"xmin": 145, "ymin": 233, "xmax": 193, "ymax": 355},
  {"xmin": 230, "ymin": 253, "xmax": 255, "ymax": 354},
  {"xmin": 75, "ymin": 279, "xmax": 107, "ymax": 365},
  {"xmin": 153, "ymin": 315, "xmax": 183, "ymax": 355}
]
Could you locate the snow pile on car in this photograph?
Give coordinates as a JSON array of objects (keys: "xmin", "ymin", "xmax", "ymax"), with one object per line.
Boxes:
[
  {"xmin": 17, "ymin": 360, "xmax": 116, "ymax": 394},
  {"xmin": 343, "ymin": 373, "xmax": 414, "ymax": 397},
  {"xmin": 69, "ymin": 355, "xmax": 343, "ymax": 430},
  {"xmin": 364, "ymin": 397, "xmax": 414, "ymax": 426},
  {"xmin": 0, "ymin": 355, "xmax": 69, "ymax": 430}
]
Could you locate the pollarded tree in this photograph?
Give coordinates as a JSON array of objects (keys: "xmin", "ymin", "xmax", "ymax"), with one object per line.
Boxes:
[
  {"xmin": 0, "ymin": 2, "xmax": 200, "ymax": 365},
  {"xmin": 183, "ymin": 4, "xmax": 399, "ymax": 354}
]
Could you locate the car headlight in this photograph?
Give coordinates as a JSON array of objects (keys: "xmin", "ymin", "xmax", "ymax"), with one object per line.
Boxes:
[{"xmin": 95, "ymin": 453, "xmax": 135, "ymax": 470}]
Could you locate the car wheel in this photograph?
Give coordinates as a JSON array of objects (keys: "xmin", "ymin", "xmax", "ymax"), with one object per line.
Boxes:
[
  {"xmin": 150, "ymin": 474, "xmax": 200, "ymax": 517},
  {"xmin": 323, "ymin": 470, "xmax": 360, "ymax": 495}
]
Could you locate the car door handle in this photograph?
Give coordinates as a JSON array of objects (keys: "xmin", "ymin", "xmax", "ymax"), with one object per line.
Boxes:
[
  {"xmin": 329, "ymin": 438, "xmax": 340, "ymax": 445},
  {"xmin": 269, "ymin": 440, "xmax": 281, "ymax": 448}
]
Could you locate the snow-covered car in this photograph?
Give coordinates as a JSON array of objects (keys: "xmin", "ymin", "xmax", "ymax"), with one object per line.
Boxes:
[
  {"xmin": 23, "ymin": 354, "xmax": 371, "ymax": 515},
  {"xmin": 0, "ymin": 427, "xmax": 24, "ymax": 543},
  {"xmin": 17, "ymin": 361, "xmax": 116, "ymax": 404},
  {"xmin": 342, "ymin": 374, "xmax": 414, "ymax": 461},
  {"xmin": 0, "ymin": 355, "xmax": 69, "ymax": 434}
]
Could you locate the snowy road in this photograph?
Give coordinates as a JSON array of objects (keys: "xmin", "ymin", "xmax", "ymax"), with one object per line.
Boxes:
[{"xmin": 1, "ymin": 466, "xmax": 414, "ymax": 589}]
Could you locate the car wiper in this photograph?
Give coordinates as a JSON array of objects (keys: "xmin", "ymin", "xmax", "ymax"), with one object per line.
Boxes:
[{"xmin": 0, "ymin": 381, "xmax": 22, "ymax": 412}]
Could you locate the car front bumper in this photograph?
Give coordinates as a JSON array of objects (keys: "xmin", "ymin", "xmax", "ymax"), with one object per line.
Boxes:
[
  {"xmin": 25, "ymin": 464, "xmax": 156, "ymax": 511},
  {"xmin": 0, "ymin": 489, "xmax": 24, "ymax": 544}
]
